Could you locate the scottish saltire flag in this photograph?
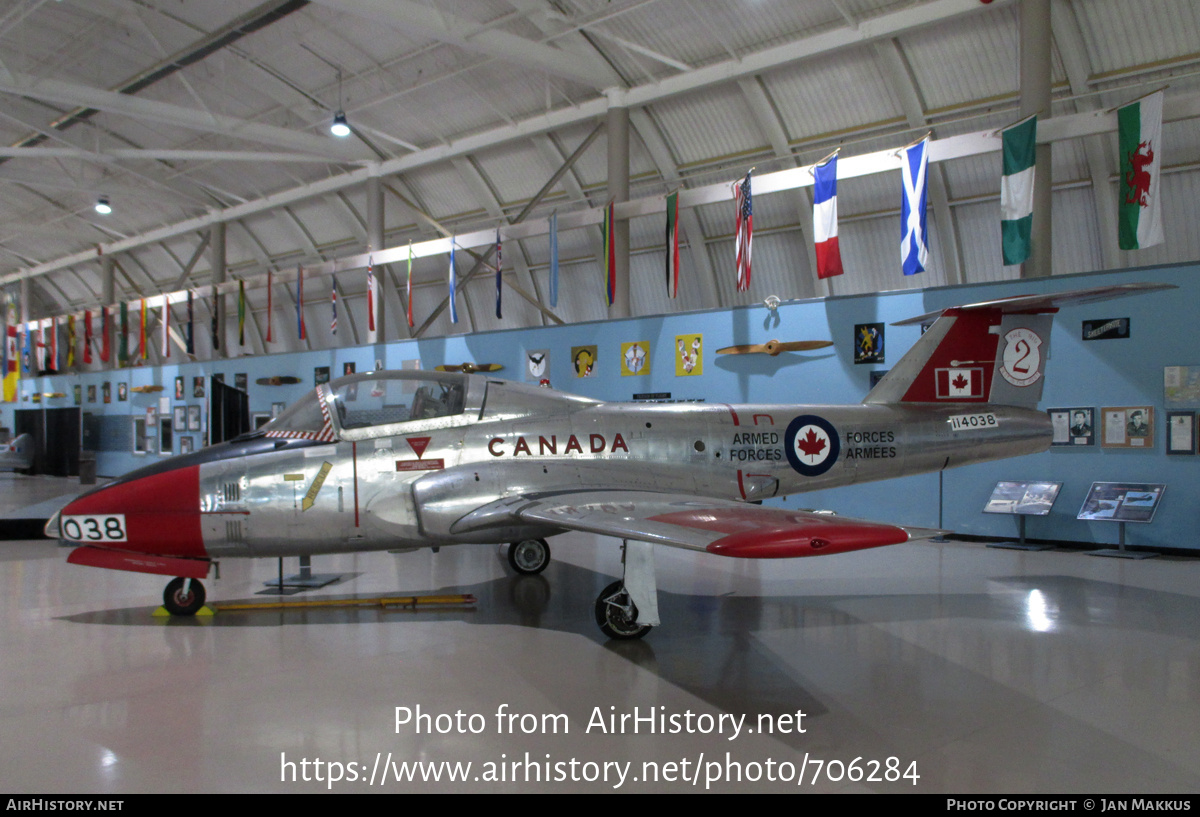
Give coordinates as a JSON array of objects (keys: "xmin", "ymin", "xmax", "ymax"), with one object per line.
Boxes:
[
  {"xmin": 406, "ymin": 241, "xmax": 414, "ymax": 328},
  {"xmin": 495, "ymin": 229, "xmax": 502, "ymax": 320},
  {"xmin": 366, "ymin": 257, "xmax": 377, "ymax": 343},
  {"xmin": 1001, "ymin": 115, "xmax": 1037, "ymax": 266},
  {"xmin": 330, "ymin": 278, "xmax": 338, "ymax": 336},
  {"xmin": 186, "ymin": 291, "xmax": 194, "ymax": 354},
  {"xmin": 812, "ymin": 155, "xmax": 843, "ymax": 279},
  {"xmin": 3, "ymin": 297, "xmax": 17, "ymax": 401},
  {"xmin": 66, "ymin": 315, "xmax": 75, "ymax": 368},
  {"xmin": 83, "ymin": 310, "xmax": 92, "ymax": 365},
  {"xmin": 549, "ymin": 212, "xmax": 559, "ymax": 308},
  {"xmin": 734, "ymin": 172, "xmax": 752, "ymax": 291},
  {"xmin": 1119, "ymin": 90, "xmax": 1164, "ymax": 250},
  {"xmin": 900, "ymin": 137, "xmax": 929, "ymax": 276},
  {"xmin": 296, "ymin": 266, "xmax": 306, "ymax": 341},
  {"xmin": 161, "ymin": 294, "xmax": 170, "ymax": 358},
  {"xmin": 665, "ymin": 191, "xmax": 680, "ymax": 298},
  {"xmin": 448, "ymin": 240, "xmax": 458, "ymax": 324},
  {"xmin": 603, "ymin": 201, "xmax": 616, "ymax": 306}
]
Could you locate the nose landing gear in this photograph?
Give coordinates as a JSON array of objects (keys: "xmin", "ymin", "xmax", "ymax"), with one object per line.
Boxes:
[{"xmin": 163, "ymin": 577, "xmax": 206, "ymax": 616}]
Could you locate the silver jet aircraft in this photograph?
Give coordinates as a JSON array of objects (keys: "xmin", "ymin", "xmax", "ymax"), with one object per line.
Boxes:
[{"xmin": 47, "ymin": 283, "xmax": 1168, "ymax": 638}]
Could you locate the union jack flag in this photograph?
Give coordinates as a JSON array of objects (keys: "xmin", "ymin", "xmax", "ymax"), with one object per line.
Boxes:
[{"xmin": 734, "ymin": 171, "xmax": 753, "ymax": 292}]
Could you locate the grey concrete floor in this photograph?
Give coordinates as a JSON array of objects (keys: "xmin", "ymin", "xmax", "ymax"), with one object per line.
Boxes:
[{"xmin": 0, "ymin": 475, "xmax": 1198, "ymax": 793}]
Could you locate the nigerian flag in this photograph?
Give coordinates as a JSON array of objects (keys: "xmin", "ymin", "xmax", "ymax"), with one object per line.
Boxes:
[
  {"xmin": 1000, "ymin": 115, "xmax": 1036, "ymax": 266},
  {"xmin": 1118, "ymin": 91, "xmax": 1164, "ymax": 250}
]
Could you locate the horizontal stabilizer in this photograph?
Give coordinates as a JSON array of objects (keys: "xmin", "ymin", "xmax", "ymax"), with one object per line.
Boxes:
[{"xmin": 893, "ymin": 282, "xmax": 1176, "ymax": 326}]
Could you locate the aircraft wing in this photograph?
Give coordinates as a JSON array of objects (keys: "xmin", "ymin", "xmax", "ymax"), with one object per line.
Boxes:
[{"xmin": 508, "ymin": 491, "xmax": 942, "ymax": 558}]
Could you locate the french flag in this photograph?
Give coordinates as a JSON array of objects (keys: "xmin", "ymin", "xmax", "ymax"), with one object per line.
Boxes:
[{"xmin": 813, "ymin": 154, "xmax": 843, "ymax": 279}]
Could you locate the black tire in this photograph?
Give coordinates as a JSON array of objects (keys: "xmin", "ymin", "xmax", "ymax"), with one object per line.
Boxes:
[
  {"xmin": 507, "ymin": 538, "xmax": 551, "ymax": 575},
  {"xmin": 163, "ymin": 577, "xmax": 206, "ymax": 616},
  {"xmin": 594, "ymin": 580, "xmax": 652, "ymax": 640}
]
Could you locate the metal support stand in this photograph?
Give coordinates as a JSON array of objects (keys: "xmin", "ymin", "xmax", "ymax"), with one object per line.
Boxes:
[
  {"xmin": 261, "ymin": 555, "xmax": 342, "ymax": 595},
  {"xmin": 1086, "ymin": 522, "xmax": 1159, "ymax": 560},
  {"xmin": 988, "ymin": 514, "xmax": 1053, "ymax": 551}
]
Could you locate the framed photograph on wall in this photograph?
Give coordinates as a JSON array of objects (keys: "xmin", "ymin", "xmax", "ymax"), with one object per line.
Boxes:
[
  {"xmin": 180, "ymin": 436, "xmax": 194, "ymax": 455},
  {"xmin": 1101, "ymin": 406, "xmax": 1154, "ymax": 449},
  {"xmin": 1166, "ymin": 411, "xmax": 1195, "ymax": 455},
  {"xmin": 187, "ymin": 404, "xmax": 201, "ymax": 432},
  {"xmin": 1048, "ymin": 406, "xmax": 1094, "ymax": 446},
  {"xmin": 173, "ymin": 406, "xmax": 187, "ymax": 432}
]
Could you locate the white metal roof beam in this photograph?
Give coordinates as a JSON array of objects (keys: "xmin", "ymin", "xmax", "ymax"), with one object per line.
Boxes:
[
  {"xmin": 0, "ymin": 67, "xmax": 371, "ymax": 161},
  {"xmin": 309, "ymin": 0, "xmax": 612, "ymax": 88}
]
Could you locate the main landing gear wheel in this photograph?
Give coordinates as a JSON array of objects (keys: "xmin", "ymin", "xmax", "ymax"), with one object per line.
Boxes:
[
  {"xmin": 594, "ymin": 580, "xmax": 652, "ymax": 640},
  {"xmin": 507, "ymin": 538, "xmax": 551, "ymax": 575},
  {"xmin": 163, "ymin": 577, "xmax": 206, "ymax": 616}
]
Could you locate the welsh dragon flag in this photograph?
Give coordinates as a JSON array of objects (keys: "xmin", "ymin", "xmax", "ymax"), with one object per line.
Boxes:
[{"xmin": 1118, "ymin": 91, "xmax": 1164, "ymax": 250}]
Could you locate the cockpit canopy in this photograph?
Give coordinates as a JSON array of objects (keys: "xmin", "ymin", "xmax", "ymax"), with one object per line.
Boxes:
[{"xmin": 262, "ymin": 370, "xmax": 476, "ymax": 442}]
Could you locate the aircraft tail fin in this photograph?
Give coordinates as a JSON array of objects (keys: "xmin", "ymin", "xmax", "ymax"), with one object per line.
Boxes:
[{"xmin": 863, "ymin": 283, "xmax": 1174, "ymax": 409}]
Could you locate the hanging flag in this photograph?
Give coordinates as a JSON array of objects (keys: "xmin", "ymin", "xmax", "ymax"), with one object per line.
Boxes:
[
  {"xmin": 495, "ymin": 229, "xmax": 503, "ymax": 320},
  {"xmin": 114, "ymin": 305, "xmax": 123, "ymax": 366},
  {"xmin": 448, "ymin": 240, "xmax": 458, "ymax": 324},
  {"xmin": 813, "ymin": 154, "xmax": 844, "ymax": 279},
  {"xmin": 331, "ymin": 277, "xmax": 338, "ymax": 336},
  {"xmin": 83, "ymin": 310, "xmax": 93, "ymax": 365},
  {"xmin": 139, "ymin": 298, "xmax": 147, "ymax": 360},
  {"xmin": 49, "ymin": 317, "xmax": 59, "ymax": 371},
  {"xmin": 265, "ymin": 269, "xmax": 274, "ymax": 343},
  {"xmin": 549, "ymin": 212, "xmax": 559, "ymax": 308},
  {"xmin": 406, "ymin": 241, "xmax": 414, "ymax": 329},
  {"xmin": 210, "ymin": 285, "xmax": 220, "ymax": 351},
  {"xmin": 161, "ymin": 294, "xmax": 171, "ymax": 358},
  {"xmin": 103, "ymin": 305, "xmax": 112, "ymax": 362},
  {"xmin": 3, "ymin": 297, "xmax": 16, "ymax": 402},
  {"xmin": 35, "ymin": 321, "xmax": 46, "ymax": 373},
  {"xmin": 665, "ymin": 191, "xmax": 680, "ymax": 297},
  {"xmin": 186, "ymin": 291, "xmax": 195, "ymax": 354},
  {"xmin": 297, "ymin": 266, "xmax": 307, "ymax": 340},
  {"xmin": 734, "ymin": 172, "xmax": 753, "ymax": 291},
  {"xmin": 67, "ymin": 315, "xmax": 76, "ymax": 368},
  {"xmin": 603, "ymin": 200, "xmax": 616, "ymax": 306},
  {"xmin": 900, "ymin": 137, "xmax": 929, "ymax": 276},
  {"xmin": 1118, "ymin": 90, "xmax": 1164, "ymax": 250},
  {"xmin": 1000, "ymin": 116, "xmax": 1037, "ymax": 266},
  {"xmin": 366, "ymin": 257, "xmax": 377, "ymax": 343},
  {"xmin": 237, "ymin": 280, "xmax": 246, "ymax": 346},
  {"xmin": 21, "ymin": 321, "xmax": 30, "ymax": 374}
]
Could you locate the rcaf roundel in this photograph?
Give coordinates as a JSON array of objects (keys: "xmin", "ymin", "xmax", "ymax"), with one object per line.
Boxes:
[{"xmin": 784, "ymin": 414, "xmax": 840, "ymax": 477}]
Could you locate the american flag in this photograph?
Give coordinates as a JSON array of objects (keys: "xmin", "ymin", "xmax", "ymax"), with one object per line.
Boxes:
[{"xmin": 734, "ymin": 171, "xmax": 753, "ymax": 292}]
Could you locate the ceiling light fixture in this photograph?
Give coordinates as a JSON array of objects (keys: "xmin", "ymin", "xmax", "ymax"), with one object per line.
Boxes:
[
  {"xmin": 330, "ymin": 111, "xmax": 350, "ymax": 138},
  {"xmin": 94, "ymin": 196, "xmax": 112, "ymax": 215}
]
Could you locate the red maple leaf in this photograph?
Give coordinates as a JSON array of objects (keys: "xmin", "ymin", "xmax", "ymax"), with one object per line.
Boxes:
[
  {"xmin": 952, "ymin": 373, "xmax": 968, "ymax": 390},
  {"xmin": 796, "ymin": 428, "xmax": 827, "ymax": 458}
]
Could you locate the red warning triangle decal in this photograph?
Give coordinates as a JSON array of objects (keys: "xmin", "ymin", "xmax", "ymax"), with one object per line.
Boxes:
[{"xmin": 406, "ymin": 436, "xmax": 431, "ymax": 459}]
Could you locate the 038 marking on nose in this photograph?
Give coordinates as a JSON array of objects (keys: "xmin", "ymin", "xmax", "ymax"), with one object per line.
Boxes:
[{"xmin": 61, "ymin": 514, "xmax": 127, "ymax": 542}]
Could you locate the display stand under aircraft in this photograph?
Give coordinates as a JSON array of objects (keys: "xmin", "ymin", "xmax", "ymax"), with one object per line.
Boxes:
[{"xmin": 46, "ymin": 283, "xmax": 1174, "ymax": 638}]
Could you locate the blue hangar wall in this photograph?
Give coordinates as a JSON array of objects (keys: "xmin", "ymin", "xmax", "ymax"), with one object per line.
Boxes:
[{"xmin": 2, "ymin": 263, "xmax": 1195, "ymax": 551}]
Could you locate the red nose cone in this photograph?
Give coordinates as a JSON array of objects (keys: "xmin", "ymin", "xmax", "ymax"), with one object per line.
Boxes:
[{"xmin": 60, "ymin": 464, "xmax": 205, "ymax": 558}]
